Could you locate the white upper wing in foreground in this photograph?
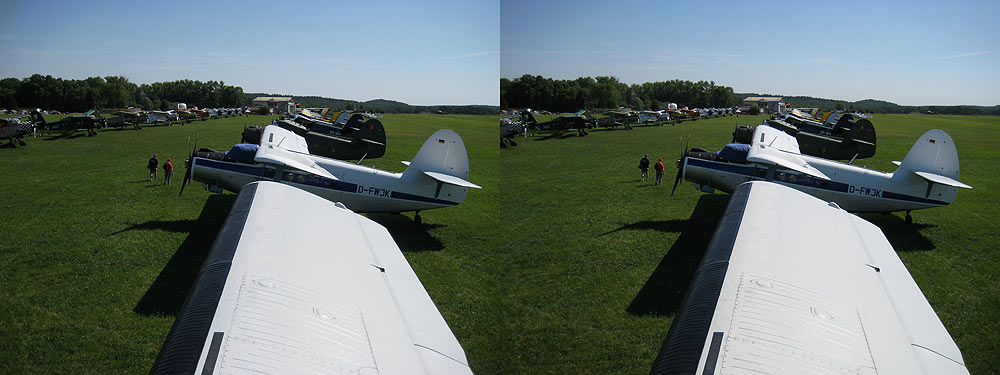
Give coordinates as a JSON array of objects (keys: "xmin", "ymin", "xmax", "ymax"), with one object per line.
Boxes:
[
  {"xmin": 255, "ymin": 125, "xmax": 336, "ymax": 179},
  {"xmin": 651, "ymin": 181, "xmax": 968, "ymax": 375},
  {"xmin": 747, "ymin": 124, "xmax": 829, "ymax": 180},
  {"xmin": 151, "ymin": 181, "xmax": 471, "ymax": 375}
]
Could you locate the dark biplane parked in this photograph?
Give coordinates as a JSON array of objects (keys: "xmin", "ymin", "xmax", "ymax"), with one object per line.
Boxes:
[
  {"xmin": 241, "ymin": 110, "xmax": 386, "ymax": 160},
  {"xmin": 732, "ymin": 112, "xmax": 876, "ymax": 160},
  {"xmin": 37, "ymin": 109, "xmax": 104, "ymax": 136},
  {"xmin": 520, "ymin": 109, "xmax": 596, "ymax": 136}
]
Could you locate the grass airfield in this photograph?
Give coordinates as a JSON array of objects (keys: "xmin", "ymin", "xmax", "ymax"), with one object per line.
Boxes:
[
  {"xmin": 2, "ymin": 111, "xmax": 997, "ymax": 374},
  {"xmin": 0, "ymin": 114, "xmax": 497, "ymax": 373},
  {"xmin": 499, "ymin": 113, "xmax": 999, "ymax": 374}
]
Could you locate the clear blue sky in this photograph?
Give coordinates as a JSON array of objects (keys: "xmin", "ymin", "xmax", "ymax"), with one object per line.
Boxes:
[
  {"xmin": 0, "ymin": 0, "xmax": 499, "ymax": 106},
  {"xmin": 502, "ymin": 0, "xmax": 999, "ymax": 106}
]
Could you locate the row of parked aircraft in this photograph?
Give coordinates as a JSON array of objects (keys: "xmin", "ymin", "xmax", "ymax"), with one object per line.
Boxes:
[
  {"xmin": 0, "ymin": 107, "xmax": 252, "ymax": 146},
  {"xmin": 500, "ymin": 106, "xmax": 739, "ymax": 147},
  {"xmin": 660, "ymin": 111, "xmax": 972, "ymax": 373}
]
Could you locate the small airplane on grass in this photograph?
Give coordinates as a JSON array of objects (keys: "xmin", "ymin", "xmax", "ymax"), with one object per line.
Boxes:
[
  {"xmin": 151, "ymin": 181, "xmax": 472, "ymax": 374},
  {"xmin": 241, "ymin": 112, "xmax": 386, "ymax": 160},
  {"xmin": 36, "ymin": 109, "xmax": 103, "ymax": 136},
  {"xmin": 181, "ymin": 125, "xmax": 481, "ymax": 224},
  {"xmin": 673, "ymin": 124, "xmax": 971, "ymax": 223},
  {"xmin": 733, "ymin": 112, "xmax": 877, "ymax": 160},
  {"xmin": 651, "ymin": 181, "xmax": 969, "ymax": 374},
  {"xmin": 523, "ymin": 109, "xmax": 596, "ymax": 136},
  {"xmin": 0, "ymin": 116, "xmax": 36, "ymax": 147},
  {"xmin": 500, "ymin": 115, "xmax": 528, "ymax": 148}
]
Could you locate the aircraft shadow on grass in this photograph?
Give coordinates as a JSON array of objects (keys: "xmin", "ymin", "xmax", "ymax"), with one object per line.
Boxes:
[
  {"xmin": 613, "ymin": 194, "xmax": 730, "ymax": 317},
  {"xmin": 531, "ymin": 133, "xmax": 578, "ymax": 141},
  {"xmin": 366, "ymin": 213, "xmax": 445, "ymax": 252},
  {"xmin": 858, "ymin": 213, "xmax": 937, "ymax": 252},
  {"xmin": 133, "ymin": 194, "xmax": 237, "ymax": 316},
  {"xmin": 42, "ymin": 133, "xmax": 88, "ymax": 141}
]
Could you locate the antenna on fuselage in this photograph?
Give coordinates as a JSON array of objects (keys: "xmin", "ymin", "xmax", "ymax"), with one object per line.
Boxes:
[{"xmin": 356, "ymin": 153, "xmax": 368, "ymax": 165}]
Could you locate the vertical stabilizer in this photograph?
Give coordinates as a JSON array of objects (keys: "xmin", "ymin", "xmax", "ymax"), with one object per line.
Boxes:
[
  {"xmin": 896, "ymin": 130, "xmax": 961, "ymax": 180},
  {"xmin": 403, "ymin": 129, "xmax": 471, "ymax": 181}
]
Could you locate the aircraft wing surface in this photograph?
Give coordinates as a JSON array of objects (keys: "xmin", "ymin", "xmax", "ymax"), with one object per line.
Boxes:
[
  {"xmin": 151, "ymin": 181, "xmax": 471, "ymax": 375},
  {"xmin": 747, "ymin": 124, "xmax": 828, "ymax": 180},
  {"xmin": 256, "ymin": 125, "xmax": 336, "ymax": 179},
  {"xmin": 651, "ymin": 181, "xmax": 968, "ymax": 375},
  {"xmin": 751, "ymin": 123, "xmax": 800, "ymax": 153}
]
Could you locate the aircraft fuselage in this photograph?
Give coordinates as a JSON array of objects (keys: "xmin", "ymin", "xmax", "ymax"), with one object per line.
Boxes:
[
  {"xmin": 681, "ymin": 153, "xmax": 958, "ymax": 213},
  {"xmin": 191, "ymin": 155, "xmax": 467, "ymax": 213}
]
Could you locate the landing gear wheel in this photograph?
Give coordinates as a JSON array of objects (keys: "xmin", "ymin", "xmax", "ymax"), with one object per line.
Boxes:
[
  {"xmin": 904, "ymin": 212, "xmax": 913, "ymax": 225},
  {"xmin": 414, "ymin": 211, "xmax": 422, "ymax": 225}
]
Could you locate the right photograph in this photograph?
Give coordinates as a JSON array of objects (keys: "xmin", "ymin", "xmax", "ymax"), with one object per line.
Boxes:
[{"xmin": 499, "ymin": 0, "xmax": 998, "ymax": 374}]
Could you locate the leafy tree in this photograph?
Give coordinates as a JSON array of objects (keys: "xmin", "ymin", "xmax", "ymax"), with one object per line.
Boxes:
[{"xmin": 749, "ymin": 105, "xmax": 761, "ymax": 115}]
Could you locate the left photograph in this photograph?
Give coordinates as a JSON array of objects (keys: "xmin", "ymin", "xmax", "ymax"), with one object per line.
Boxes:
[{"xmin": 0, "ymin": 1, "xmax": 499, "ymax": 374}]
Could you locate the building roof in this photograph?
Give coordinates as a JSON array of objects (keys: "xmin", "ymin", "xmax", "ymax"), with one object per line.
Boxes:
[
  {"xmin": 743, "ymin": 96, "xmax": 783, "ymax": 102},
  {"xmin": 253, "ymin": 97, "xmax": 292, "ymax": 102}
]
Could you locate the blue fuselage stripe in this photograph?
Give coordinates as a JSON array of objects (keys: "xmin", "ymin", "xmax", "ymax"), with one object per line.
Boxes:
[
  {"xmin": 686, "ymin": 157, "xmax": 948, "ymax": 206},
  {"xmin": 197, "ymin": 158, "xmax": 460, "ymax": 206}
]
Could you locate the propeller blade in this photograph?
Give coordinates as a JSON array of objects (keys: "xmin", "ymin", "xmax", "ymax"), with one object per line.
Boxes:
[
  {"xmin": 179, "ymin": 143, "xmax": 196, "ymax": 196},
  {"xmin": 671, "ymin": 138, "xmax": 689, "ymax": 196}
]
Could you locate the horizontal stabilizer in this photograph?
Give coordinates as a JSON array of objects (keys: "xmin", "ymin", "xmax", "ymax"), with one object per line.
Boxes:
[
  {"xmin": 423, "ymin": 171, "xmax": 482, "ymax": 189},
  {"xmin": 913, "ymin": 171, "xmax": 972, "ymax": 189}
]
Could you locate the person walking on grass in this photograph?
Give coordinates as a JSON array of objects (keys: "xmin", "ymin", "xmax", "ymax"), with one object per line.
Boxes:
[
  {"xmin": 147, "ymin": 153, "xmax": 159, "ymax": 182},
  {"xmin": 654, "ymin": 158, "xmax": 665, "ymax": 185},
  {"xmin": 163, "ymin": 158, "xmax": 173, "ymax": 185},
  {"xmin": 639, "ymin": 153, "xmax": 650, "ymax": 182}
]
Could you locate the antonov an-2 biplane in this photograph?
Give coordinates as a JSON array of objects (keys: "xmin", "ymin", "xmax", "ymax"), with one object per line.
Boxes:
[
  {"xmin": 182, "ymin": 125, "xmax": 480, "ymax": 224},
  {"xmin": 673, "ymin": 124, "xmax": 971, "ymax": 223},
  {"xmin": 151, "ymin": 181, "xmax": 472, "ymax": 374},
  {"xmin": 651, "ymin": 181, "xmax": 969, "ymax": 374}
]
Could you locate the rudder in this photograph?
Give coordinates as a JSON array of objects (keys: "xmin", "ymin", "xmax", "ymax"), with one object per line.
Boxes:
[
  {"xmin": 896, "ymin": 129, "xmax": 960, "ymax": 180},
  {"xmin": 402, "ymin": 129, "xmax": 471, "ymax": 181}
]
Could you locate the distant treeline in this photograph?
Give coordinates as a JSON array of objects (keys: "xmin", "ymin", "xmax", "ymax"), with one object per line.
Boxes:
[
  {"xmin": 739, "ymin": 92, "xmax": 1000, "ymax": 115},
  {"xmin": 246, "ymin": 93, "xmax": 499, "ymax": 115},
  {"xmin": 500, "ymin": 75, "xmax": 741, "ymax": 112},
  {"xmin": 0, "ymin": 74, "xmax": 249, "ymax": 112}
]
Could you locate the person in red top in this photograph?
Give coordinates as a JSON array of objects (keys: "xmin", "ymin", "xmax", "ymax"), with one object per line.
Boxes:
[
  {"xmin": 654, "ymin": 158, "xmax": 665, "ymax": 185},
  {"xmin": 162, "ymin": 158, "xmax": 174, "ymax": 185}
]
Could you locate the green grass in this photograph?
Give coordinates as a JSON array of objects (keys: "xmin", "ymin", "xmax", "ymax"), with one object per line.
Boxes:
[
  {"xmin": 0, "ymin": 114, "xmax": 498, "ymax": 373},
  {"xmin": 3, "ymin": 112, "xmax": 998, "ymax": 374},
  {"xmin": 499, "ymin": 114, "xmax": 1000, "ymax": 374}
]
